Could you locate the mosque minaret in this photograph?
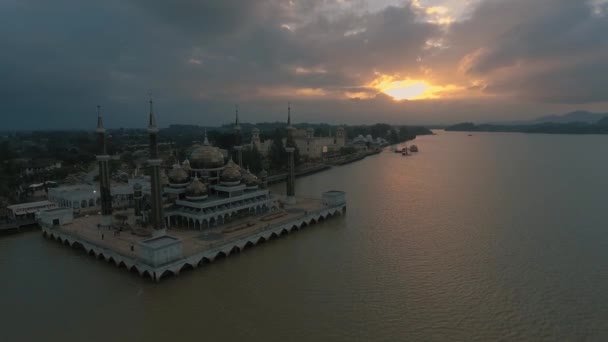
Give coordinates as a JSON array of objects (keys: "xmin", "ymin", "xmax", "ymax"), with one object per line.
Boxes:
[
  {"xmin": 285, "ymin": 102, "xmax": 296, "ymax": 205},
  {"xmin": 96, "ymin": 105, "xmax": 113, "ymax": 228},
  {"xmin": 233, "ymin": 105, "xmax": 243, "ymax": 168},
  {"xmin": 147, "ymin": 99, "xmax": 166, "ymax": 235}
]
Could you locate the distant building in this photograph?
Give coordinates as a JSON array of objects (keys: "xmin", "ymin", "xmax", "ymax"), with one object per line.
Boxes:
[
  {"xmin": 351, "ymin": 134, "xmax": 388, "ymax": 148},
  {"xmin": 20, "ymin": 160, "xmax": 62, "ymax": 177},
  {"xmin": 48, "ymin": 179, "xmax": 151, "ymax": 213},
  {"xmin": 250, "ymin": 126, "xmax": 347, "ymax": 160}
]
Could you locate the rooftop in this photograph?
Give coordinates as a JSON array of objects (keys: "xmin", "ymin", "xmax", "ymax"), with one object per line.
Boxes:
[
  {"xmin": 140, "ymin": 235, "xmax": 181, "ymax": 249},
  {"xmin": 7, "ymin": 200, "xmax": 55, "ymax": 210}
]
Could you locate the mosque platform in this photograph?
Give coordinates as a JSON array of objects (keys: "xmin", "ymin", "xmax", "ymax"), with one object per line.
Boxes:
[{"xmin": 40, "ymin": 194, "xmax": 346, "ymax": 282}]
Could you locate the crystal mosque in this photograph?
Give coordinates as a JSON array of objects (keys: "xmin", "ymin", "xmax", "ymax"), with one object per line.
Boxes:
[{"xmin": 37, "ymin": 101, "xmax": 346, "ymax": 281}]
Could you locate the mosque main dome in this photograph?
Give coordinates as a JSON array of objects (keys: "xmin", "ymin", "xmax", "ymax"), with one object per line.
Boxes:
[{"xmin": 189, "ymin": 137, "xmax": 225, "ymax": 170}]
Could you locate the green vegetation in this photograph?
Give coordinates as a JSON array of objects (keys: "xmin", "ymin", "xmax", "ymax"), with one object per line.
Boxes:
[
  {"xmin": 446, "ymin": 120, "xmax": 608, "ymax": 134},
  {"xmin": 242, "ymin": 145, "xmax": 263, "ymax": 173}
]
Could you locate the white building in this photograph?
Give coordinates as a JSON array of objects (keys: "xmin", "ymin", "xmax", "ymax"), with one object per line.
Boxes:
[
  {"xmin": 38, "ymin": 208, "xmax": 73, "ymax": 227},
  {"xmin": 250, "ymin": 126, "xmax": 347, "ymax": 160},
  {"xmin": 7, "ymin": 200, "xmax": 58, "ymax": 220},
  {"xmin": 48, "ymin": 185, "xmax": 100, "ymax": 212}
]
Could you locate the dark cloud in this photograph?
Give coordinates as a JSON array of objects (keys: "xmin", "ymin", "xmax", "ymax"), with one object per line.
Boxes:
[
  {"xmin": 1, "ymin": 0, "xmax": 608, "ymax": 129},
  {"xmin": 443, "ymin": 0, "xmax": 608, "ymax": 103}
]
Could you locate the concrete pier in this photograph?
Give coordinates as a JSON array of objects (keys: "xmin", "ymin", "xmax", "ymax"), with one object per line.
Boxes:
[{"xmin": 40, "ymin": 195, "xmax": 346, "ymax": 282}]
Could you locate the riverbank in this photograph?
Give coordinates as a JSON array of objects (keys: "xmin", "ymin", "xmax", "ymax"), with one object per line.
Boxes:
[{"xmin": 267, "ymin": 147, "xmax": 383, "ymax": 184}]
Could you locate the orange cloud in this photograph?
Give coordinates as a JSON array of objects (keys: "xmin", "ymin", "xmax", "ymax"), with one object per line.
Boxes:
[{"xmin": 368, "ymin": 74, "xmax": 463, "ymax": 100}]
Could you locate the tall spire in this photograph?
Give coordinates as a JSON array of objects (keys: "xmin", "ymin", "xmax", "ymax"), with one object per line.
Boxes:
[
  {"xmin": 287, "ymin": 101, "xmax": 295, "ymax": 135},
  {"xmin": 235, "ymin": 105, "xmax": 240, "ymax": 128},
  {"xmin": 172, "ymin": 141, "xmax": 179, "ymax": 165},
  {"xmin": 146, "ymin": 97, "xmax": 164, "ymax": 234},
  {"xmin": 148, "ymin": 98, "xmax": 158, "ymax": 132},
  {"xmin": 233, "ymin": 104, "xmax": 243, "ymax": 167},
  {"xmin": 96, "ymin": 104, "xmax": 112, "ymax": 227},
  {"xmin": 203, "ymin": 128, "xmax": 210, "ymax": 145},
  {"xmin": 96, "ymin": 105, "xmax": 105, "ymax": 132}
]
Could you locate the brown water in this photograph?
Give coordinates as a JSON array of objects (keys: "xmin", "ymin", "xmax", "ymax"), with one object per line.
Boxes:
[{"xmin": 2, "ymin": 131, "xmax": 608, "ymax": 341}]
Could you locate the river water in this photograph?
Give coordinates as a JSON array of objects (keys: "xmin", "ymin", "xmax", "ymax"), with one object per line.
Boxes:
[{"xmin": 1, "ymin": 131, "xmax": 608, "ymax": 341}]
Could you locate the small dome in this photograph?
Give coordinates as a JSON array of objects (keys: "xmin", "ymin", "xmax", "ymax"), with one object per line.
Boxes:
[
  {"xmin": 169, "ymin": 164, "xmax": 189, "ymax": 184},
  {"xmin": 220, "ymin": 159, "xmax": 242, "ymax": 183},
  {"xmin": 133, "ymin": 182, "xmax": 142, "ymax": 190},
  {"xmin": 242, "ymin": 168, "xmax": 259, "ymax": 187},
  {"xmin": 160, "ymin": 169, "xmax": 169, "ymax": 186},
  {"xmin": 185, "ymin": 177, "xmax": 207, "ymax": 199},
  {"xmin": 252, "ymin": 128, "xmax": 260, "ymax": 133},
  {"xmin": 182, "ymin": 159, "xmax": 191, "ymax": 172},
  {"xmin": 258, "ymin": 169, "xmax": 268, "ymax": 177}
]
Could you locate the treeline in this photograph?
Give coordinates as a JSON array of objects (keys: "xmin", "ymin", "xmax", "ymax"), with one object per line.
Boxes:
[{"xmin": 446, "ymin": 117, "xmax": 608, "ymax": 134}]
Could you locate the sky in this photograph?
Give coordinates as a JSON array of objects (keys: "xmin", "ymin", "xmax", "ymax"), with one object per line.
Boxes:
[{"xmin": 1, "ymin": 0, "xmax": 608, "ymax": 129}]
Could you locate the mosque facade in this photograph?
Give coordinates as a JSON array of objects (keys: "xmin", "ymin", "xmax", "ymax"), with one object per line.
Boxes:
[
  {"xmin": 161, "ymin": 131, "xmax": 273, "ymax": 229},
  {"xmin": 134, "ymin": 105, "xmax": 286, "ymax": 232}
]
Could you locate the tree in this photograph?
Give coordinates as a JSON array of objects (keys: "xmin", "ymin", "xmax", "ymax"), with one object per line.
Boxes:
[
  {"xmin": 242, "ymin": 145, "xmax": 263, "ymax": 173},
  {"xmin": 340, "ymin": 146, "xmax": 357, "ymax": 155}
]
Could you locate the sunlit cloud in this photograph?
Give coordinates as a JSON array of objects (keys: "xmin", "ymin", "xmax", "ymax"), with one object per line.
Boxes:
[
  {"xmin": 281, "ymin": 24, "xmax": 294, "ymax": 31},
  {"xmin": 344, "ymin": 27, "xmax": 366, "ymax": 36},
  {"xmin": 369, "ymin": 74, "xmax": 463, "ymax": 100},
  {"xmin": 589, "ymin": 0, "xmax": 608, "ymax": 16},
  {"xmin": 256, "ymin": 86, "xmax": 327, "ymax": 98},
  {"xmin": 291, "ymin": 65, "xmax": 328, "ymax": 75}
]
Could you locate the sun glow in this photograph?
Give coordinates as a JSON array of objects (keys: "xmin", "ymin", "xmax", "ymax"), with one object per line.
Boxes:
[
  {"xmin": 384, "ymin": 81, "xmax": 430, "ymax": 100},
  {"xmin": 369, "ymin": 75, "xmax": 461, "ymax": 100}
]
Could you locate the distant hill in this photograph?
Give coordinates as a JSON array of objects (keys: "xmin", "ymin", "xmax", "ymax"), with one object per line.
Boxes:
[
  {"xmin": 491, "ymin": 111, "xmax": 608, "ymax": 126},
  {"xmin": 532, "ymin": 111, "xmax": 607, "ymax": 124}
]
